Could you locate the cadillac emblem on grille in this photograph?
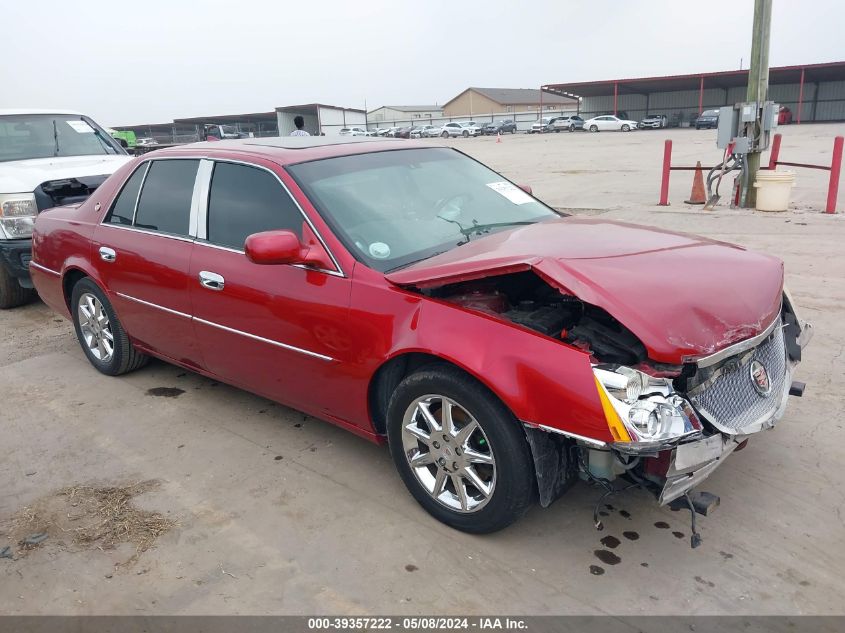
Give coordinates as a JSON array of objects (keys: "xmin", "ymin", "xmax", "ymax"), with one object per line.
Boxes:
[{"xmin": 750, "ymin": 360, "xmax": 771, "ymax": 396}]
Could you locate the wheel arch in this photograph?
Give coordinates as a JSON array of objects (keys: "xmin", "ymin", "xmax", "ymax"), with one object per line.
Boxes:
[
  {"xmin": 368, "ymin": 350, "xmax": 516, "ymax": 437},
  {"xmin": 62, "ymin": 267, "xmax": 91, "ymax": 312}
]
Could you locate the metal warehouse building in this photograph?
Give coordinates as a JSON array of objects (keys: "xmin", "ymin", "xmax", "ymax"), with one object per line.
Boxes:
[{"xmin": 542, "ymin": 61, "xmax": 845, "ymax": 126}]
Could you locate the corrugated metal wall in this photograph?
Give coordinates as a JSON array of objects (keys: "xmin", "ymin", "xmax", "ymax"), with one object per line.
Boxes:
[{"xmin": 578, "ymin": 79, "xmax": 845, "ymax": 125}]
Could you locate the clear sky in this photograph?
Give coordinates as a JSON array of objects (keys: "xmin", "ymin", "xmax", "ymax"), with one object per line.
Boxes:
[{"xmin": 3, "ymin": 0, "xmax": 842, "ymax": 126}]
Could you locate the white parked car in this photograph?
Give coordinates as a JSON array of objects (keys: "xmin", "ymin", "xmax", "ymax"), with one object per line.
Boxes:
[
  {"xmin": 583, "ymin": 115, "xmax": 639, "ymax": 132},
  {"xmin": 440, "ymin": 122, "xmax": 481, "ymax": 138},
  {"xmin": 412, "ymin": 125, "xmax": 441, "ymax": 138},
  {"xmin": 0, "ymin": 109, "xmax": 131, "ymax": 308},
  {"xmin": 339, "ymin": 127, "xmax": 367, "ymax": 136}
]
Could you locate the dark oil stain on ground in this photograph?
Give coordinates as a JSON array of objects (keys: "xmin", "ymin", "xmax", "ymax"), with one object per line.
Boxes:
[
  {"xmin": 641, "ymin": 562, "xmax": 649, "ymax": 567},
  {"xmin": 589, "ymin": 565, "xmax": 605, "ymax": 576},
  {"xmin": 672, "ymin": 531, "xmax": 685, "ymax": 539},
  {"xmin": 146, "ymin": 387, "xmax": 185, "ymax": 398},
  {"xmin": 619, "ymin": 510, "xmax": 632, "ymax": 519},
  {"xmin": 654, "ymin": 521, "xmax": 670, "ymax": 529},
  {"xmin": 600, "ymin": 535, "xmax": 621, "ymax": 549},
  {"xmin": 594, "ymin": 550, "xmax": 621, "ymax": 565},
  {"xmin": 719, "ymin": 551, "xmax": 734, "ymax": 560},
  {"xmin": 694, "ymin": 576, "xmax": 715, "ymax": 588},
  {"xmin": 799, "ymin": 580, "xmax": 811, "ymax": 586},
  {"xmin": 623, "ymin": 531, "xmax": 640, "ymax": 541},
  {"xmin": 604, "ymin": 504, "xmax": 615, "ymax": 511},
  {"xmin": 274, "ymin": 455, "xmax": 283, "ymax": 461},
  {"xmin": 404, "ymin": 564, "xmax": 418, "ymax": 572}
]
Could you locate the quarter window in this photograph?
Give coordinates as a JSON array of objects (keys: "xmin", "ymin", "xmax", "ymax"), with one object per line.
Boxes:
[
  {"xmin": 106, "ymin": 163, "xmax": 147, "ymax": 226},
  {"xmin": 133, "ymin": 159, "xmax": 199, "ymax": 236},
  {"xmin": 206, "ymin": 162, "xmax": 303, "ymax": 250}
]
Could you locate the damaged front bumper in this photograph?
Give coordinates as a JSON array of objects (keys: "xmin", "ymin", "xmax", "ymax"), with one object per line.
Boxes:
[{"xmin": 658, "ymin": 432, "xmax": 745, "ymax": 505}]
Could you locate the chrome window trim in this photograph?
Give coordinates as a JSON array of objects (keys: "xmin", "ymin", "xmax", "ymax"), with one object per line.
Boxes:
[
  {"xmin": 193, "ymin": 317, "xmax": 334, "ymax": 362},
  {"xmin": 29, "ymin": 261, "xmax": 61, "ymax": 276},
  {"xmin": 98, "ymin": 223, "xmax": 195, "ymax": 243},
  {"xmin": 130, "ymin": 162, "xmax": 151, "ymax": 226},
  {"xmin": 693, "ymin": 310, "xmax": 782, "ymax": 368},
  {"xmin": 115, "ymin": 292, "xmax": 192, "ymax": 319},
  {"xmin": 201, "ymin": 157, "xmax": 346, "ymax": 278},
  {"xmin": 190, "ymin": 159, "xmax": 214, "ymax": 239}
]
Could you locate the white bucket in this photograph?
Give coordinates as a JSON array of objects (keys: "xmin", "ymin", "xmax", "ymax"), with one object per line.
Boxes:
[{"xmin": 754, "ymin": 170, "xmax": 796, "ymax": 212}]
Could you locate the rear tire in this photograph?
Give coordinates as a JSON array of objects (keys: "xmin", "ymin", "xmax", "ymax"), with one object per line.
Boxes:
[
  {"xmin": 0, "ymin": 263, "xmax": 35, "ymax": 309},
  {"xmin": 387, "ymin": 364, "xmax": 536, "ymax": 534},
  {"xmin": 71, "ymin": 277, "xmax": 148, "ymax": 376}
]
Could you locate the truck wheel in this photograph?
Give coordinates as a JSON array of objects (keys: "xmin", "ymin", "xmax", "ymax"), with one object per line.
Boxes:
[
  {"xmin": 0, "ymin": 262, "xmax": 34, "ymax": 309},
  {"xmin": 387, "ymin": 364, "xmax": 536, "ymax": 533},
  {"xmin": 71, "ymin": 277, "xmax": 148, "ymax": 376}
]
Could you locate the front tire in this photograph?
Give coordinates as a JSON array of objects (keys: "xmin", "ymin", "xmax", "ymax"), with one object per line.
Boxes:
[
  {"xmin": 71, "ymin": 277, "xmax": 148, "ymax": 376},
  {"xmin": 569, "ymin": 124, "xmax": 575, "ymax": 132},
  {"xmin": 621, "ymin": 124, "xmax": 630, "ymax": 132},
  {"xmin": 387, "ymin": 364, "xmax": 536, "ymax": 533},
  {"xmin": 462, "ymin": 130, "xmax": 469, "ymax": 138},
  {"xmin": 0, "ymin": 263, "xmax": 35, "ymax": 309},
  {"xmin": 589, "ymin": 125, "xmax": 598, "ymax": 132}
]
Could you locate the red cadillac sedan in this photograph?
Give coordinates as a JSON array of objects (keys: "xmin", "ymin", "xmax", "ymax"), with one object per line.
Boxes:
[{"xmin": 30, "ymin": 137, "xmax": 811, "ymax": 535}]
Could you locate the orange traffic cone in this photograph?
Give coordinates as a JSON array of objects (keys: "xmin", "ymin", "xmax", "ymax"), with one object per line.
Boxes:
[
  {"xmin": 496, "ymin": 132, "xmax": 501, "ymax": 143},
  {"xmin": 685, "ymin": 161, "xmax": 706, "ymax": 205}
]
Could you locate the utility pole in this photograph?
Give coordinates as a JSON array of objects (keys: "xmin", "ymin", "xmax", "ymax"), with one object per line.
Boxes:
[{"xmin": 744, "ymin": 0, "xmax": 772, "ymax": 207}]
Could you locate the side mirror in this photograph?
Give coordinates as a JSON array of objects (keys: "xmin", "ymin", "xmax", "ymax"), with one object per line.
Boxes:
[
  {"xmin": 518, "ymin": 184, "xmax": 533, "ymax": 195},
  {"xmin": 245, "ymin": 230, "xmax": 305, "ymax": 265}
]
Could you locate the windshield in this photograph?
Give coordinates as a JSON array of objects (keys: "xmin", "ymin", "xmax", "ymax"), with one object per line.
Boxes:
[
  {"xmin": 220, "ymin": 125, "xmax": 238, "ymax": 134},
  {"xmin": 288, "ymin": 147, "xmax": 559, "ymax": 272},
  {"xmin": 703, "ymin": 110, "xmax": 719, "ymax": 116},
  {"xmin": 0, "ymin": 113, "xmax": 123, "ymax": 163}
]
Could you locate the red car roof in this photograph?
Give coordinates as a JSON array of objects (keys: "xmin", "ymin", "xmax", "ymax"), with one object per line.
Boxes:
[{"xmin": 145, "ymin": 137, "xmax": 434, "ymax": 166}]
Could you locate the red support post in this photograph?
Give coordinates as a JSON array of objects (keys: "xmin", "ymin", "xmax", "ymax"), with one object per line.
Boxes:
[
  {"xmin": 797, "ymin": 67, "xmax": 805, "ymax": 124},
  {"xmin": 826, "ymin": 136, "xmax": 843, "ymax": 214},
  {"xmin": 698, "ymin": 76, "xmax": 704, "ymax": 114},
  {"xmin": 658, "ymin": 140, "xmax": 672, "ymax": 206},
  {"xmin": 613, "ymin": 82, "xmax": 618, "ymax": 116},
  {"xmin": 768, "ymin": 133, "xmax": 782, "ymax": 170}
]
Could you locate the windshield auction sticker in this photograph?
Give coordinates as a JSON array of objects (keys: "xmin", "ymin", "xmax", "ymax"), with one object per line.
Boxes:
[
  {"xmin": 486, "ymin": 181, "xmax": 532, "ymax": 205},
  {"xmin": 66, "ymin": 120, "xmax": 95, "ymax": 133}
]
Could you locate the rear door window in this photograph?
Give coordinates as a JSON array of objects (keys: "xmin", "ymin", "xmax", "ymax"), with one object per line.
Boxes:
[
  {"xmin": 205, "ymin": 162, "xmax": 303, "ymax": 250},
  {"xmin": 133, "ymin": 159, "xmax": 199, "ymax": 236},
  {"xmin": 106, "ymin": 163, "xmax": 147, "ymax": 226}
]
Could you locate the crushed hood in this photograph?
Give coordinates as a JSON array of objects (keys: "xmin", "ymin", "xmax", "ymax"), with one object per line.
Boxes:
[
  {"xmin": 386, "ymin": 217, "xmax": 784, "ymax": 364},
  {"xmin": 0, "ymin": 155, "xmax": 131, "ymax": 193}
]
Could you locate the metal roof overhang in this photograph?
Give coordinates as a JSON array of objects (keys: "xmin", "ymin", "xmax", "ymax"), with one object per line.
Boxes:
[
  {"xmin": 173, "ymin": 111, "xmax": 277, "ymax": 125},
  {"xmin": 542, "ymin": 61, "xmax": 845, "ymax": 98}
]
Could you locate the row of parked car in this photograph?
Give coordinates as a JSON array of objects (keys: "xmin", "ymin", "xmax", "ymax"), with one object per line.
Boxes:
[{"xmin": 339, "ymin": 104, "xmax": 797, "ymax": 139}]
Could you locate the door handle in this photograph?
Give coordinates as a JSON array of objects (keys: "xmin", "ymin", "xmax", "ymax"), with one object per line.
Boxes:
[
  {"xmin": 99, "ymin": 246, "xmax": 117, "ymax": 262},
  {"xmin": 199, "ymin": 270, "xmax": 225, "ymax": 291}
]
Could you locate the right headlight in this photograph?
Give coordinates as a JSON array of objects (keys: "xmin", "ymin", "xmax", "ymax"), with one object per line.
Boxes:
[
  {"xmin": 593, "ymin": 366, "xmax": 703, "ymax": 446},
  {"xmin": 0, "ymin": 193, "xmax": 38, "ymax": 239}
]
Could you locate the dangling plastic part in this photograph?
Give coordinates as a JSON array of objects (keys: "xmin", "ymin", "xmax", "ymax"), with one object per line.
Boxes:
[{"xmin": 682, "ymin": 492, "xmax": 702, "ymax": 549}]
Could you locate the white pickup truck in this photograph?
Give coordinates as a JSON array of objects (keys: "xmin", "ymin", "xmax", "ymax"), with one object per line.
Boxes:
[{"xmin": 0, "ymin": 109, "xmax": 131, "ymax": 308}]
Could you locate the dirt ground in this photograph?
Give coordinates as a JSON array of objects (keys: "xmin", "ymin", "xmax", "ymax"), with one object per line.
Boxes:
[{"xmin": 1, "ymin": 123, "xmax": 844, "ymax": 615}]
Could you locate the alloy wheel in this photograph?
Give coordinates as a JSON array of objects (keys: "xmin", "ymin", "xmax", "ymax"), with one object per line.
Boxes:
[
  {"xmin": 401, "ymin": 394, "xmax": 496, "ymax": 513},
  {"xmin": 77, "ymin": 292, "xmax": 115, "ymax": 362}
]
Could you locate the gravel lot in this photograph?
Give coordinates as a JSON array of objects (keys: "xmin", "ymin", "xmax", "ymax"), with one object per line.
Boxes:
[{"xmin": 1, "ymin": 123, "xmax": 843, "ymax": 615}]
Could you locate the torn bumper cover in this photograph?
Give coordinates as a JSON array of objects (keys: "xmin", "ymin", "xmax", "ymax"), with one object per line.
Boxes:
[{"xmin": 658, "ymin": 433, "xmax": 744, "ymax": 505}]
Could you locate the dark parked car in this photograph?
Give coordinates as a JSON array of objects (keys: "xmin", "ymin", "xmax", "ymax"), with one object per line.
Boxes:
[
  {"xmin": 482, "ymin": 122, "xmax": 502, "ymax": 135},
  {"xmin": 394, "ymin": 125, "xmax": 417, "ymax": 139},
  {"xmin": 695, "ymin": 110, "xmax": 720, "ymax": 129},
  {"xmin": 31, "ymin": 137, "xmax": 812, "ymax": 535}
]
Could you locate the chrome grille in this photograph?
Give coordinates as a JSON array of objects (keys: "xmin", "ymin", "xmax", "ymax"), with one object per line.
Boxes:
[{"xmin": 689, "ymin": 324, "xmax": 787, "ymax": 434}]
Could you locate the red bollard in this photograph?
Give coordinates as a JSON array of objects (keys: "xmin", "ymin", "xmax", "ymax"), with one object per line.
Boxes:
[
  {"xmin": 827, "ymin": 136, "xmax": 843, "ymax": 214},
  {"xmin": 768, "ymin": 133, "xmax": 782, "ymax": 170},
  {"xmin": 658, "ymin": 140, "xmax": 672, "ymax": 206}
]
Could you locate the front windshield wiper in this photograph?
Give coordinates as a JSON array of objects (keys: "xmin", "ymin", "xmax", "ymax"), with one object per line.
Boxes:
[
  {"xmin": 459, "ymin": 220, "xmax": 536, "ymax": 238},
  {"xmin": 52, "ymin": 119, "xmax": 60, "ymax": 156}
]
